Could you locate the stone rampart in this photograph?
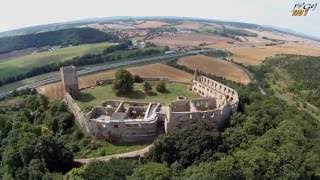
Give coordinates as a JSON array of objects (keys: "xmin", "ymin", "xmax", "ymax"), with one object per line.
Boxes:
[{"xmin": 64, "ymin": 74, "xmax": 239, "ymax": 142}]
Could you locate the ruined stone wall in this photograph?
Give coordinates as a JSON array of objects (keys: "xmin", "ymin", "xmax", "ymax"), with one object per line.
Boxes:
[
  {"xmin": 88, "ymin": 119, "xmax": 158, "ymax": 142},
  {"xmin": 64, "ymin": 93, "xmax": 159, "ymax": 142},
  {"xmin": 167, "ymin": 105, "xmax": 231, "ymax": 132},
  {"xmin": 64, "ymin": 93, "xmax": 93, "ymax": 135},
  {"xmin": 192, "ymin": 76, "xmax": 239, "ymax": 113},
  {"xmin": 64, "ymin": 74, "xmax": 238, "ymax": 142},
  {"xmin": 166, "ymin": 75, "xmax": 238, "ymax": 133}
]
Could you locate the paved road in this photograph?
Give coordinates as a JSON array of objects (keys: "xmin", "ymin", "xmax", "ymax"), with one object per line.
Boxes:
[
  {"xmin": 75, "ymin": 145, "xmax": 153, "ymax": 164},
  {"xmin": 0, "ymin": 49, "xmax": 212, "ymax": 99}
]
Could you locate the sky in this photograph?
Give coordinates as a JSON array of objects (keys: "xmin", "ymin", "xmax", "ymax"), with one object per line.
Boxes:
[{"xmin": 1, "ymin": 0, "xmax": 320, "ymax": 37}]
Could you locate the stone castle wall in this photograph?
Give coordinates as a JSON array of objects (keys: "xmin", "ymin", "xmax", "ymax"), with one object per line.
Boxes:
[
  {"xmin": 88, "ymin": 118, "xmax": 158, "ymax": 142},
  {"xmin": 166, "ymin": 75, "xmax": 239, "ymax": 132},
  {"xmin": 192, "ymin": 75, "xmax": 238, "ymax": 113},
  {"xmin": 65, "ymin": 94, "xmax": 160, "ymax": 142},
  {"xmin": 64, "ymin": 74, "xmax": 239, "ymax": 142},
  {"xmin": 64, "ymin": 93, "xmax": 93, "ymax": 134},
  {"xmin": 166, "ymin": 105, "xmax": 231, "ymax": 132}
]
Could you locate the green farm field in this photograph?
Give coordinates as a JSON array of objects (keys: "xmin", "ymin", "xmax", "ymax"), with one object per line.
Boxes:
[{"xmin": 0, "ymin": 42, "xmax": 110, "ymax": 79}]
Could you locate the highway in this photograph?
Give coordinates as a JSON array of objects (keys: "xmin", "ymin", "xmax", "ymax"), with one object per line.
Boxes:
[{"xmin": 0, "ymin": 49, "xmax": 212, "ymax": 99}]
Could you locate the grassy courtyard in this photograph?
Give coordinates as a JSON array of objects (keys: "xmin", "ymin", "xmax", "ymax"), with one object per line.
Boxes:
[{"xmin": 76, "ymin": 82, "xmax": 199, "ymax": 111}]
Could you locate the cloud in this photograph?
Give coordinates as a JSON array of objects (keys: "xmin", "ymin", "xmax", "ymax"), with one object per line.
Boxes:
[{"xmin": 0, "ymin": 0, "xmax": 319, "ymax": 37}]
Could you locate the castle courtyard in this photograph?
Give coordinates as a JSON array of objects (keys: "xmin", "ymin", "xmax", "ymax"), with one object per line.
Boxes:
[{"xmin": 76, "ymin": 82, "xmax": 199, "ymax": 111}]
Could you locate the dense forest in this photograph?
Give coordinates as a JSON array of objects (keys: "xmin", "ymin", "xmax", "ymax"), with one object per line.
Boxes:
[
  {"xmin": 64, "ymin": 83, "xmax": 320, "ymax": 179},
  {"xmin": 0, "ymin": 90, "xmax": 75, "ymax": 179},
  {"xmin": 252, "ymin": 55, "xmax": 320, "ymax": 113},
  {"xmin": 0, "ymin": 28, "xmax": 118, "ymax": 54},
  {"xmin": 0, "ymin": 90, "xmax": 118, "ymax": 179},
  {"xmin": 0, "ymin": 41, "xmax": 164, "ymax": 87}
]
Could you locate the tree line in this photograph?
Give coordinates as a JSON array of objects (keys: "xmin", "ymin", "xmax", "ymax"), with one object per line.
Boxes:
[
  {"xmin": 0, "ymin": 41, "xmax": 164, "ymax": 87},
  {"xmin": 0, "ymin": 27, "xmax": 118, "ymax": 54}
]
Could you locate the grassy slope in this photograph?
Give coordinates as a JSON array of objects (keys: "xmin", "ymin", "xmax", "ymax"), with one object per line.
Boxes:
[
  {"xmin": 76, "ymin": 82, "xmax": 199, "ymax": 110},
  {"xmin": 267, "ymin": 67, "xmax": 320, "ymax": 120},
  {"xmin": 74, "ymin": 137, "xmax": 150, "ymax": 158},
  {"xmin": 255, "ymin": 56, "xmax": 320, "ymax": 121},
  {"xmin": 0, "ymin": 42, "xmax": 110, "ymax": 79},
  {"xmin": 68, "ymin": 122, "xmax": 151, "ymax": 158}
]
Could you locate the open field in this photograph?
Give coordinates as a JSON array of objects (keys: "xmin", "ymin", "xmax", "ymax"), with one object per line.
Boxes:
[
  {"xmin": 177, "ymin": 55, "xmax": 251, "ymax": 84},
  {"xmin": 229, "ymin": 42, "xmax": 320, "ymax": 65},
  {"xmin": 134, "ymin": 20, "xmax": 170, "ymax": 29},
  {"xmin": 204, "ymin": 42, "xmax": 235, "ymax": 49},
  {"xmin": 245, "ymin": 29, "xmax": 307, "ymax": 42},
  {"xmin": 149, "ymin": 33, "xmax": 233, "ymax": 48},
  {"xmin": 37, "ymin": 63, "xmax": 193, "ymax": 101},
  {"xmin": 0, "ymin": 48, "xmax": 38, "ymax": 60},
  {"xmin": 76, "ymin": 82, "xmax": 198, "ymax": 110},
  {"xmin": 175, "ymin": 22, "xmax": 204, "ymax": 29},
  {"xmin": 235, "ymin": 36, "xmax": 273, "ymax": 46},
  {"xmin": 83, "ymin": 23, "xmax": 135, "ymax": 30},
  {"xmin": 0, "ymin": 42, "xmax": 110, "ymax": 79}
]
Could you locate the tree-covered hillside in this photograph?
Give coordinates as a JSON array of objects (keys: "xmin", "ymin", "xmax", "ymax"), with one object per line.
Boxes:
[
  {"xmin": 64, "ymin": 56, "xmax": 320, "ymax": 180},
  {"xmin": 252, "ymin": 55, "xmax": 320, "ymax": 119},
  {"xmin": 0, "ymin": 28, "xmax": 118, "ymax": 54},
  {"xmin": 0, "ymin": 90, "xmax": 128, "ymax": 179},
  {"xmin": 0, "ymin": 91, "xmax": 75, "ymax": 179},
  {"xmin": 65, "ymin": 84, "xmax": 320, "ymax": 180}
]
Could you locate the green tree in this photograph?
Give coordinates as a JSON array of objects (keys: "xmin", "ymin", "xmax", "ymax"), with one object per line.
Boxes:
[
  {"xmin": 113, "ymin": 69, "xmax": 134, "ymax": 94},
  {"xmin": 34, "ymin": 135, "xmax": 73, "ymax": 172},
  {"xmin": 143, "ymin": 81, "xmax": 152, "ymax": 93},
  {"xmin": 134, "ymin": 75, "xmax": 144, "ymax": 83},
  {"xmin": 64, "ymin": 167, "xmax": 85, "ymax": 180},
  {"xmin": 146, "ymin": 121, "xmax": 223, "ymax": 167},
  {"xmin": 128, "ymin": 162, "xmax": 171, "ymax": 180},
  {"xmin": 0, "ymin": 93, "xmax": 83, "ymax": 179},
  {"xmin": 156, "ymin": 80, "xmax": 167, "ymax": 93},
  {"xmin": 27, "ymin": 159, "xmax": 47, "ymax": 180},
  {"xmin": 82, "ymin": 160, "xmax": 136, "ymax": 180}
]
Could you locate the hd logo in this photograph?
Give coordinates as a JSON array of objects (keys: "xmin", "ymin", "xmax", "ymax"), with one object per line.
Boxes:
[{"xmin": 292, "ymin": 2, "xmax": 317, "ymax": 16}]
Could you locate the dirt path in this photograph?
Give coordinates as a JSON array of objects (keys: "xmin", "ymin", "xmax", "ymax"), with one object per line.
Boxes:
[
  {"xmin": 74, "ymin": 145, "xmax": 153, "ymax": 164},
  {"xmin": 232, "ymin": 62, "xmax": 266, "ymax": 95}
]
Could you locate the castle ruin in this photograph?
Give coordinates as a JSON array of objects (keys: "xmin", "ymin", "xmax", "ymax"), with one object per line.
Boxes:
[
  {"xmin": 60, "ymin": 66, "xmax": 79, "ymax": 98},
  {"xmin": 63, "ymin": 67, "xmax": 239, "ymax": 142}
]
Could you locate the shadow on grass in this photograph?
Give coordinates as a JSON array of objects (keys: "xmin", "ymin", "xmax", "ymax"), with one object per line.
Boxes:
[
  {"xmin": 110, "ymin": 139, "xmax": 154, "ymax": 147},
  {"xmin": 158, "ymin": 89, "xmax": 171, "ymax": 94},
  {"xmin": 146, "ymin": 91, "xmax": 158, "ymax": 96},
  {"xmin": 76, "ymin": 92, "xmax": 96, "ymax": 102},
  {"xmin": 117, "ymin": 90, "xmax": 146, "ymax": 99}
]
